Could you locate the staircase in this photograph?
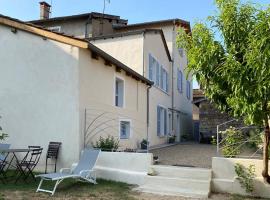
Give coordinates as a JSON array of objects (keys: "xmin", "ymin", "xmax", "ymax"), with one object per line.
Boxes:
[{"xmin": 135, "ymin": 165, "xmax": 212, "ymax": 199}]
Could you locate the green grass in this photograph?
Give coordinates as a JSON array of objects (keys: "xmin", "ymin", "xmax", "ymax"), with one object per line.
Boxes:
[{"xmin": 0, "ymin": 171, "xmax": 137, "ymax": 200}]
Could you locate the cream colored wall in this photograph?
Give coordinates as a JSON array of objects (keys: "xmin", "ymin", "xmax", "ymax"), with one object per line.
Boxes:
[
  {"xmin": 144, "ymin": 32, "xmax": 172, "ymax": 146},
  {"xmin": 0, "ymin": 24, "xmax": 81, "ymax": 171},
  {"xmin": 91, "ymin": 35, "xmax": 144, "ymax": 75},
  {"xmin": 78, "ymin": 48, "xmax": 148, "ymax": 150}
]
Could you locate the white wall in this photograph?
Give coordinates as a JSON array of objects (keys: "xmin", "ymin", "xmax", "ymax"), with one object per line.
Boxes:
[
  {"xmin": 0, "ymin": 24, "xmax": 81, "ymax": 171},
  {"xmin": 212, "ymin": 157, "xmax": 270, "ymax": 198},
  {"xmin": 78, "ymin": 48, "xmax": 148, "ymax": 150}
]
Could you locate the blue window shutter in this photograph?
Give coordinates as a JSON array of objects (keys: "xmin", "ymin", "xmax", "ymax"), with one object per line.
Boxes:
[
  {"xmin": 166, "ymin": 71, "xmax": 169, "ymax": 92},
  {"xmin": 177, "ymin": 70, "xmax": 180, "ymax": 91},
  {"xmin": 180, "ymin": 71, "xmax": 183, "ymax": 93},
  {"xmin": 157, "ymin": 106, "xmax": 161, "ymax": 136},
  {"xmin": 156, "ymin": 63, "xmax": 160, "ymax": 86},
  {"xmin": 149, "ymin": 54, "xmax": 153, "ymax": 81}
]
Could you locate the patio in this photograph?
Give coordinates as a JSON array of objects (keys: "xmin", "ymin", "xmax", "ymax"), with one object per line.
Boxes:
[{"xmin": 150, "ymin": 143, "xmax": 217, "ymax": 168}]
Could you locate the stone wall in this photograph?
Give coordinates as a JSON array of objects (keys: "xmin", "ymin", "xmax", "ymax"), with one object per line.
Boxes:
[{"xmin": 199, "ymin": 100, "xmax": 243, "ymax": 136}]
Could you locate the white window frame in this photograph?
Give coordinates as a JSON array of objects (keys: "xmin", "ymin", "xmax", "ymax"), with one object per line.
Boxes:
[
  {"xmin": 48, "ymin": 26, "xmax": 61, "ymax": 32},
  {"xmin": 119, "ymin": 119, "xmax": 132, "ymax": 139},
  {"xmin": 114, "ymin": 75, "xmax": 125, "ymax": 108}
]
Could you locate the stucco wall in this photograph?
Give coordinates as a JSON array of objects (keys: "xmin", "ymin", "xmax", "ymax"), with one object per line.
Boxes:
[
  {"xmin": 212, "ymin": 157, "xmax": 270, "ymax": 198},
  {"xmin": 78, "ymin": 48, "xmax": 148, "ymax": 150},
  {"xmin": 92, "ymin": 35, "xmax": 144, "ymax": 75},
  {"xmin": 0, "ymin": 24, "xmax": 81, "ymax": 171},
  {"xmin": 143, "ymin": 32, "xmax": 172, "ymax": 146}
]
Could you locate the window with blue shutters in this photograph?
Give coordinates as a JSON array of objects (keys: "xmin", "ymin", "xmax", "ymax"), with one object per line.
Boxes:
[
  {"xmin": 148, "ymin": 54, "xmax": 154, "ymax": 81},
  {"xmin": 157, "ymin": 106, "xmax": 168, "ymax": 137},
  {"xmin": 120, "ymin": 120, "xmax": 131, "ymax": 139},
  {"xmin": 177, "ymin": 70, "xmax": 183, "ymax": 93},
  {"xmin": 156, "ymin": 62, "xmax": 160, "ymax": 87},
  {"xmin": 115, "ymin": 78, "xmax": 124, "ymax": 107}
]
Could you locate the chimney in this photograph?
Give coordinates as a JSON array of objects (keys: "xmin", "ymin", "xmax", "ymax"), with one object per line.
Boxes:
[{"xmin": 39, "ymin": 1, "xmax": 51, "ymax": 20}]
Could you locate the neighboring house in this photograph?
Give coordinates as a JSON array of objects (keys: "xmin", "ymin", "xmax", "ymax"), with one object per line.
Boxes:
[
  {"xmin": 193, "ymin": 89, "xmax": 243, "ymax": 142},
  {"xmin": 30, "ymin": 1, "xmax": 194, "ymax": 146},
  {"xmin": 0, "ymin": 15, "xmax": 152, "ymax": 169}
]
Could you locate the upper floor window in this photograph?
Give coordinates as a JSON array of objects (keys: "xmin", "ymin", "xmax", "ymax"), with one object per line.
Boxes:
[
  {"xmin": 157, "ymin": 106, "xmax": 168, "ymax": 137},
  {"xmin": 186, "ymin": 80, "xmax": 191, "ymax": 100},
  {"xmin": 177, "ymin": 69, "xmax": 183, "ymax": 93},
  {"xmin": 48, "ymin": 26, "xmax": 61, "ymax": 32},
  {"xmin": 149, "ymin": 54, "xmax": 169, "ymax": 93},
  {"xmin": 115, "ymin": 77, "xmax": 124, "ymax": 107},
  {"xmin": 120, "ymin": 120, "xmax": 131, "ymax": 139}
]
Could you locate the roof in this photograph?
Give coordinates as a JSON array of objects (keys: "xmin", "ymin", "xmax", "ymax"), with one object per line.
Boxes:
[
  {"xmin": 193, "ymin": 89, "xmax": 205, "ymax": 98},
  {"xmin": 89, "ymin": 29, "xmax": 172, "ymax": 62},
  {"xmin": 0, "ymin": 14, "xmax": 152, "ymax": 86},
  {"xmin": 29, "ymin": 12, "xmax": 128, "ymax": 24},
  {"xmin": 113, "ymin": 18, "xmax": 191, "ymax": 32}
]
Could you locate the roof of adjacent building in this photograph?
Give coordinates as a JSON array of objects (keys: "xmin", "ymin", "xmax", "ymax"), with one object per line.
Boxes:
[
  {"xmin": 0, "ymin": 14, "xmax": 152, "ymax": 86},
  {"xmin": 113, "ymin": 18, "xmax": 191, "ymax": 32},
  {"xmin": 29, "ymin": 12, "xmax": 128, "ymax": 24},
  {"xmin": 89, "ymin": 29, "xmax": 172, "ymax": 62},
  {"xmin": 193, "ymin": 89, "xmax": 206, "ymax": 106}
]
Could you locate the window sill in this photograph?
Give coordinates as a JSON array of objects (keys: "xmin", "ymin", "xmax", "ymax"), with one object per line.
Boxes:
[{"xmin": 153, "ymin": 85, "xmax": 170, "ymax": 96}]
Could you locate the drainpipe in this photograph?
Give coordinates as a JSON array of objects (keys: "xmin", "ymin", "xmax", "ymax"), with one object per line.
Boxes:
[
  {"xmin": 146, "ymin": 85, "xmax": 151, "ymax": 153},
  {"xmin": 85, "ymin": 14, "xmax": 92, "ymax": 38},
  {"xmin": 171, "ymin": 21, "xmax": 176, "ymax": 133}
]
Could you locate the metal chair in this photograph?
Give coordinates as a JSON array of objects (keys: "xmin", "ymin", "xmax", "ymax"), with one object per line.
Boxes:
[
  {"xmin": 45, "ymin": 142, "xmax": 61, "ymax": 173},
  {"xmin": 15, "ymin": 148, "xmax": 43, "ymax": 183},
  {"xmin": 0, "ymin": 143, "xmax": 11, "ymax": 183}
]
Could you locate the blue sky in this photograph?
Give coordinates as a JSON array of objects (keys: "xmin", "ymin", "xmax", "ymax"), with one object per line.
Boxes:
[{"xmin": 0, "ymin": 0, "xmax": 268, "ymax": 88}]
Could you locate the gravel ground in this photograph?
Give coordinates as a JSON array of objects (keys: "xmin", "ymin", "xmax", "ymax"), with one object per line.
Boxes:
[{"xmin": 150, "ymin": 143, "xmax": 217, "ymax": 168}]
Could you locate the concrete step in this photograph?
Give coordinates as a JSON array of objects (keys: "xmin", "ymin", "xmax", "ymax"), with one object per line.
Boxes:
[
  {"xmin": 151, "ymin": 165, "xmax": 212, "ymax": 180},
  {"xmin": 143, "ymin": 176, "xmax": 210, "ymax": 192},
  {"xmin": 135, "ymin": 184, "xmax": 209, "ymax": 199}
]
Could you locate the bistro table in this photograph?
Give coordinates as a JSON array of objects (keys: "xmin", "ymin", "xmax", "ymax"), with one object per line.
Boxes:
[{"xmin": 0, "ymin": 148, "xmax": 32, "ymax": 183}]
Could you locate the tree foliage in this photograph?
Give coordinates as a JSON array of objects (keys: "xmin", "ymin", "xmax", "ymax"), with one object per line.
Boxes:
[{"xmin": 177, "ymin": 0, "xmax": 270, "ymax": 182}]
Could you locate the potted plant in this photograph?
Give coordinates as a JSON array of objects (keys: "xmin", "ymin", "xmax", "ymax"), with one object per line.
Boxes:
[
  {"xmin": 168, "ymin": 134, "xmax": 176, "ymax": 143},
  {"xmin": 141, "ymin": 139, "xmax": 148, "ymax": 150}
]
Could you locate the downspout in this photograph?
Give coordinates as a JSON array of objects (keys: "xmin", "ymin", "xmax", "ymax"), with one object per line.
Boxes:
[
  {"xmin": 85, "ymin": 14, "xmax": 92, "ymax": 38},
  {"xmin": 171, "ymin": 21, "xmax": 176, "ymax": 134},
  {"xmin": 147, "ymin": 85, "xmax": 151, "ymax": 153}
]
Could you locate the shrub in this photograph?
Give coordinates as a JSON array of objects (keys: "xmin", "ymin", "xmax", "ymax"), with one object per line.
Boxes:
[
  {"xmin": 92, "ymin": 135, "xmax": 119, "ymax": 152},
  {"xmin": 0, "ymin": 126, "xmax": 8, "ymax": 141},
  {"xmin": 220, "ymin": 127, "xmax": 245, "ymax": 157},
  {"xmin": 235, "ymin": 163, "xmax": 256, "ymax": 194}
]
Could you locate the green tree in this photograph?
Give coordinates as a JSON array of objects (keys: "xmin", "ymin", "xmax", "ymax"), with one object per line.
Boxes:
[{"xmin": 177, "ymin": 0, "xmax": 270, "ymax": 183}]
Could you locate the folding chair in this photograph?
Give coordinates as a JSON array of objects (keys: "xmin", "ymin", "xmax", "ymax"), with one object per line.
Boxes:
[
  {"xmin": 45, "ymin": 142, "xmax": 61, "ymax": 173},
  {"xmin": 0, "ymin": 144, "xmax": 11, "ymax": 183},
  {"xmin": 36, "ymin": 149, "xmax": 100, "ymax": 195},
  {"xmin": 15, "ymin": 148, "xmax": 43, "ymax": 183}
]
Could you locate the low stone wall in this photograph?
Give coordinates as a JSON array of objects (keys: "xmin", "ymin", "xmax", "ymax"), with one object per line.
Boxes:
[
  {"xmin": 94, "ymin": 152, "xmax": 153, "ymax": 185},
  {"xmin": 212, "ymin": 157, "xmax": 270, "ymax": 198}
]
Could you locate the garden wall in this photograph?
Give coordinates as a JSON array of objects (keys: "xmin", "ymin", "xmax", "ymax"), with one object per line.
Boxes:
[
  {"xmin": 95, "ymin": 152, "xmax": 153, "ymax": 185},
  {"xmin": 212, "ymin": 157, "xmax": 270, "ymax": 198}
]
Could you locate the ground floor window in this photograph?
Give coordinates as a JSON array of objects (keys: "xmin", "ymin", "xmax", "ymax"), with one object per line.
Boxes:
[
  {"xmin": 119, "ymin": 120, "xmax": 131, "ymax": 139},
  {"xmin": 157, "ymin": 106, "xmax": 167, "ymax": 137}
]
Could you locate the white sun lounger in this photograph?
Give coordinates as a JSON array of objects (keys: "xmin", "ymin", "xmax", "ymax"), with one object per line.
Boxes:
[{"xmin": 36, "ymin": 149, "xmax": 100, "ymax": 195}]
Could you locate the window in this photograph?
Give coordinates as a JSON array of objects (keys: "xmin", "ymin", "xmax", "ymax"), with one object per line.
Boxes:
[
  {"xmin": 48, "ymin": 26, "xmax": 61, "ymax": 32},
  {"xmin": 120, "ymin": 120, "xmax": 131, "ymax": 139},
  {"xmin": 177, "ymin": 70, "xmax": 183, "ymax": 93},
  {"xmin": 178, "ymin": 48, "xmax": 184, "ymax": 57},
  {"xmin": 115, "ymin": 78, "xmax": 124, "ymax": 107},
  {"xmin": 148, "ymin": 54, "xmax": 169, "ymax": 92},
  {"xmin": 186, "ymin": 80, "xmax": 191, "ymax": 100},
  {"xmin": 157, "ymin": 106, "xmax": 167, "ymax": 137}
]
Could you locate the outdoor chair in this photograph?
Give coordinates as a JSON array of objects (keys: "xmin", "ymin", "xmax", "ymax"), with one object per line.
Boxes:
[
  {"xmin": 15, "ymin": 147, "xmax": 43, "ymax": 183},
  {"xmin": 36, "ymin": 149, "xmax": 100, "ymax": 196},
  {"xmin": 0, "ymin": 143, "xmax": 11, "ymax": 183},
  {"xmin": 45, "ymin": 142, "xmax": 61, "ymax": 173}
]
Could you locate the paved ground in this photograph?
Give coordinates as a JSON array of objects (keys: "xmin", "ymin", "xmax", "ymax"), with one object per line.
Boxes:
[{"xmin": 150, "ymin": 143, "xmax": 217, "ymax": 168}]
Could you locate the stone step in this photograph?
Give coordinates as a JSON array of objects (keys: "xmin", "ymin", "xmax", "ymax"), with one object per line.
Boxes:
[
  {"xmin": 143, "ymin": 176, "xmax": 211, "ymax": 192},
  {"xmin": 151, "ymin": 165, "xmax": 212, "ymax": 180},
  {"xmin": 135, "ymin": 184, "xmax": 209, "ymax": 199}
]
